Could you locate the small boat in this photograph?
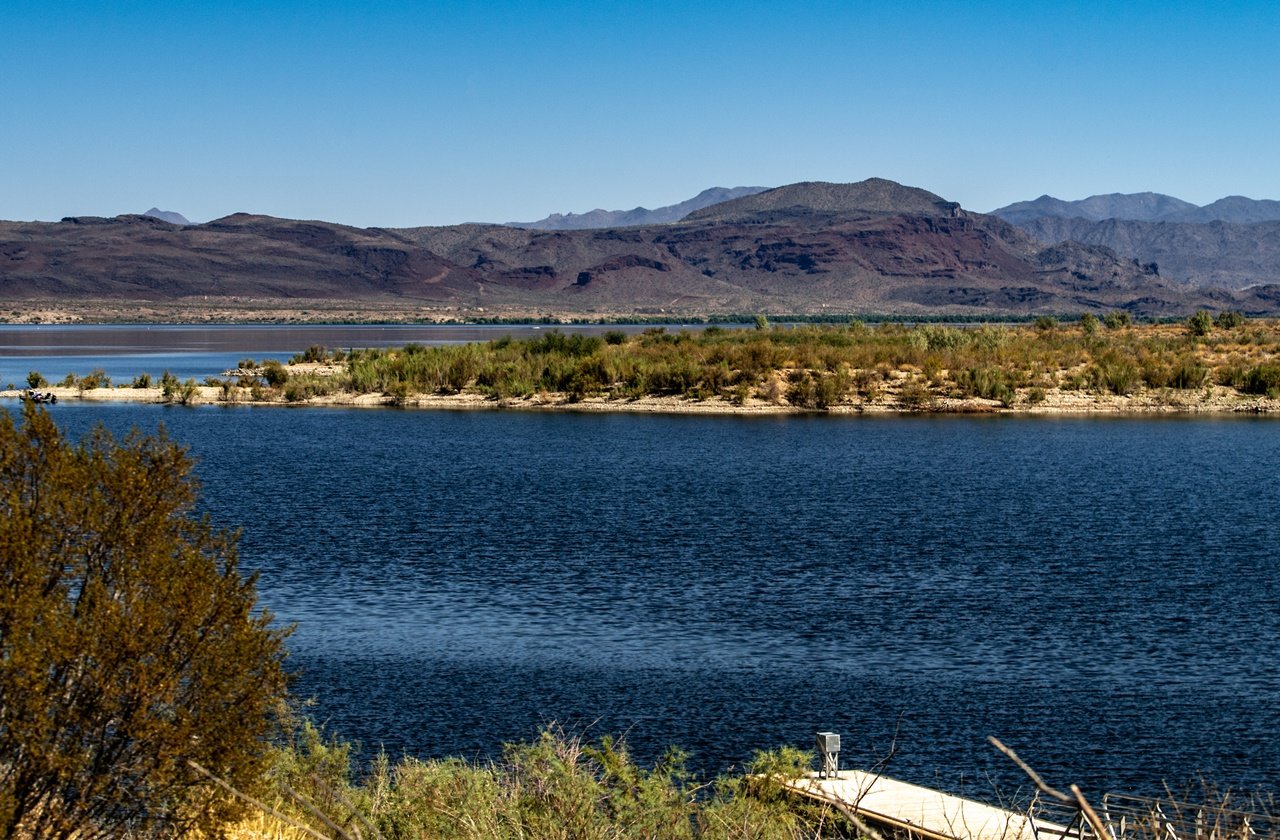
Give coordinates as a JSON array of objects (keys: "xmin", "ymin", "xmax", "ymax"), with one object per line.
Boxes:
[{"xmin": 21, "ymin": 389, "xmax": 57, "ymax": 404}]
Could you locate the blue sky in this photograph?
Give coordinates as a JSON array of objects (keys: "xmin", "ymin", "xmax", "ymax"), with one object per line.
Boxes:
[{"xmin": 4, "ymin": 1, "xmax": 1278, "ymax": 227}]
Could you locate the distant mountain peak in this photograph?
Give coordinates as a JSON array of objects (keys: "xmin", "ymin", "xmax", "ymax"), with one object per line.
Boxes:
[
  {"xmin": 683, "ymin": 178, "xmax": 962, "ymax": 222},
  {"xmin": 142, "ymin": 207, "xmax": 191, "ymax": 225},
  {"xmin": 509, "ymin": 186, "xmax": 769, "ymax": 230}
]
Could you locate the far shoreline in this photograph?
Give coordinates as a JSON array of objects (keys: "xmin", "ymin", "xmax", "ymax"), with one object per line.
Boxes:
[{"xmin": 6, "ymin": 384, "xmax": 1280, "ymax": 417}]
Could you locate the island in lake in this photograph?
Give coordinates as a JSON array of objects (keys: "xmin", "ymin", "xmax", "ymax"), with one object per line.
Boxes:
[{"xmin": 9, "ymin": 317, "xmax": 1280, "ymax": 415}]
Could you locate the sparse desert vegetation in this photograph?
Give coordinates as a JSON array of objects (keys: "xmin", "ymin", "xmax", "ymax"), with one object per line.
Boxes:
[{"xmin": 13, "ymin": 314, "xmax": 1280, "ymax": 413}]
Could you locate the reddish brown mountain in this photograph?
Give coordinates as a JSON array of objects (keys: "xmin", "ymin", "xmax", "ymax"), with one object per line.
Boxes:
[{"xmin": 5, "ymin": 180, "xmax": 1280, "ymax": 317}]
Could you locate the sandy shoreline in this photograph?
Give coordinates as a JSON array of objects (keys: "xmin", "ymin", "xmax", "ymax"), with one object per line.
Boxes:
[{"xmin": 6, "ymin": 384, "xmax": 1279, "ymax": 415}]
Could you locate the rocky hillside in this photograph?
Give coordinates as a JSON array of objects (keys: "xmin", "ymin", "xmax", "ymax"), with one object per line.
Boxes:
[
  {"xmin": 5, "ymin": 180, "xmax": 1280, "ymax": 317},
  {"xmin": 0, "ymin": 213, "xmax": 480, "ymax": 301}
]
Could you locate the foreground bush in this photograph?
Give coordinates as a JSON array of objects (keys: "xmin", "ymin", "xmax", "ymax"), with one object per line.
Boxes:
[
  {"xmin": 253, "ymin": 726, "xmax": 848, "ymax": 840},
  {"xmin": 0, "ymin": 404, "xmax": 291, "ymax": 839}
]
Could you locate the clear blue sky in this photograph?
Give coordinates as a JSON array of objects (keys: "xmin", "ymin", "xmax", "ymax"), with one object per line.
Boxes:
[{"xmin": 4, "ymin": 1, "xmax": 1278, "ymax": 227}]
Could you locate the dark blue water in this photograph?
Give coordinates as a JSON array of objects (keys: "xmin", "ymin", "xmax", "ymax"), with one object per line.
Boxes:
[{"xmin": 22, "ymin": 402, "xmax": 1280, "ymax": 798}]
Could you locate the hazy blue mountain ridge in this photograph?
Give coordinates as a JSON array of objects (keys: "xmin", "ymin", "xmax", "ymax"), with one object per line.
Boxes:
[
  {"xmin": 992, "ymin": 192, "xmax": 1280, "ymax": 224},
  {"xmin": 509, "ymin": 186, "xmax": 769, "ymax": 229},
  {"xmin": 142, "ymin": 207, "xmax": 191, "ymax": 225}
]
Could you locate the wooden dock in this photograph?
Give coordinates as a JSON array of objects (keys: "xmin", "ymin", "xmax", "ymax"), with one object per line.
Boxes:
[{"xmin": 786, "ymin": 769, "xmax": 1067, "ymax": 840}]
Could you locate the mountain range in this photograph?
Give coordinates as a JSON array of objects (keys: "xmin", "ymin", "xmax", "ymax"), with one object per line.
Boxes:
[
  {"xmin": 992, "ymin": 193, "xmax": 1280, "ymax": 225},
  {"xmin": 5, "ymin": 180, "xmax": 1280, "ymax": 318},
  {"xmin": 508, "ymin": 186, "xmax": 768, "ymax": 229},
  {"xmin": 991, "ymin": 192, "xmax": 1280, "ymax": 288}
]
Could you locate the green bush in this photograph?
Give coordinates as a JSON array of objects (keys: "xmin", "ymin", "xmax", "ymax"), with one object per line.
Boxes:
[
  {"xmin": 25, "ymin": 371, "xmax": 47, "ymax": 389},
  {"xmin": 292, "ymin": 344, "xmax": 330, "ymax": 364},
  {"xmin": 1187, "ymin": 310, "xmax": 1214, "ymax": 337},
  {"xmin": 130, "ymin": 372, "xmax": 153, "ymax": 388},
  {"xmin": 1104, "ymin": 310, "xmax": 1132, "ymax": 329},
  {"xmin": 1242, "ymin": 364, "xmax": 1280, "ymax": 397},
  {"xmin": 1215, "ymin": 311, "xmax": 1246, "ymax": 329},
  {"xmin": 261, "ymin": 725, "xmax": 839, "ymax": 840},
  {"xmin": 261, "ymin": 359, "xmax": 289, "ymax": 387}
]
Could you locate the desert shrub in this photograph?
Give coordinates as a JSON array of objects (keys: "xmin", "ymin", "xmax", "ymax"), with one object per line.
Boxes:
[
  {"xmin": 1079, "ymin": 312, "xmax": 1100, "ymax": 336},
  {"xmin": 527, "ymin": 331, "xmax": 604, "ymax": 358},
  {"xmin": 786, "ymin": 370, "xmax": 819, "ymax": 409},
  {"xmin": 0, "ymin": 404, "xmax": 290, "ymax": 838},
  {"xmin": 130, "ymin": 372, "xmax": 153, "ymax": 388},
  {"xmin": 283, "ymin": 377, "xmax": 332, "ymax": 402},
  {"xmin": 1215, "ymin": 310, "xmax": 1246, "ymax": 329},
  {"xmin": 261, "ymin": 360, "xmax": 289, "ymax": 387},
  {"xmin": 603, "ymin": 330, "xmax": 627, "ymax": 345},
  {"xmin": 911, "ymin": 324, "xmax": 969, "ymax": 352},
  {"xmin": 1187, "ymin": 310, "xmax": 1214, "ymax": 337},
  {"xmin": 1093, "ymin": 354, "xmax": 1141, "ymax": 395},
  {"xmin": 1034, "ymin": 315, "xmax": 1058, "ymax": 332},
  {"xmin": 176, "ymin": 378, "xmax": 199, "ymax": 405},
  {"xmin": 1170, "ymin": 356, "xmax": 1208, "ymax": 389},
  {"xmin": 237, "ymin": 357, "xmax": 257, "ymax": 370},
  {"xmin": 955, "ymin": 366, "xmax": 1014, "ymax": 403},
  {"xmin": 58, "ymin": 373, "xmax": 77, "ymax": 387},
  {"xmin": 898, "ymin": 379, "xmax": 935, "ymax": 410},
  {"xmin": 1242, "ymin": 364, "xmax": 1280, "ymax": 397},
  {"xmin": 291, "ymin": 344, "xmax": 330, "ymax": 364},
  {"xmin": 25, "ymin": 371, "xmax": 47, "ymax": 388},
  {"xmin": 1104, "ymin": 310, "xmax": 1133, "ymax": 329},
  {"xmin": 971, "ymin": 326, "xmax": 1011, "ymax": 352},
  {"xmin": 78, "ymin": 368, "xmax": 111, "ymax": 390}
]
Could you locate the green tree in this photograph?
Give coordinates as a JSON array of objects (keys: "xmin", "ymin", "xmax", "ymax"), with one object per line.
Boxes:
[{"xmin": 0, "ymin": 404, "xmax": 291, "ymax": 839}]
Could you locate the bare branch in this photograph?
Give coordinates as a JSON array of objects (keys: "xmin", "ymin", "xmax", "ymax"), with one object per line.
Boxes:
[{"xmin": 988, "ymin": 737, "xmax": 1072, "ymax": 804}]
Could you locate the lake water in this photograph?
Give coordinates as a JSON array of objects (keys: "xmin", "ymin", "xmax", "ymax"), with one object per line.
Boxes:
[{"xmin": 21, "ymin": 400, "xmax": 1280, "ymax": 801}]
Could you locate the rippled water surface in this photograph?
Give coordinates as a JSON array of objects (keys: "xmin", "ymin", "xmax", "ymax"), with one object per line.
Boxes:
[{"xmin": 29, "ymin": 403, "xmax": 1280, "ymax": 797}]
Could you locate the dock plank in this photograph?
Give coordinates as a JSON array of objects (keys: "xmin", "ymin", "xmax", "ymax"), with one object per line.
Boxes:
[{"xmin": 786, "ymin": 770, "xmax": 1060, "ymax": 840}]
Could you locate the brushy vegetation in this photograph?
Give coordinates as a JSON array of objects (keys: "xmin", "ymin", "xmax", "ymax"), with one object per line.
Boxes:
[
  {"xmin": 225, "ymin": 724, "xmax": 851, "ymax": 840},
  {"xmin": 0, "ymin": 404, "xmax": 291, "ymax": 839},
  {"xmin": 312, "ymin": 316, "xmax": 1280, "ymax": 409},
  {"xmin": 20, "ymin": 315, "xmax": 1280, "ymax": 409}
]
